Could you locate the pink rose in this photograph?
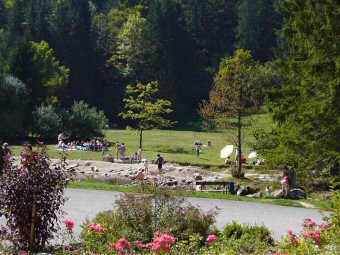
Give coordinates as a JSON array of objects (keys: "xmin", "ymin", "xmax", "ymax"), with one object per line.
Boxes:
[
  {"xmin": 63, "ymin": 219, "xmax": 75, "ymax": 231},
  {"xmin": 206, "ymin": 234, "xmax": 217, "ymax": 244}
]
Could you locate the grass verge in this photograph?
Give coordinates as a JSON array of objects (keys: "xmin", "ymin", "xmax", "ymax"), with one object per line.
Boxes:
[{"xmin": 67, "ymin": 180, "xmax": 331, "ymax": 211}]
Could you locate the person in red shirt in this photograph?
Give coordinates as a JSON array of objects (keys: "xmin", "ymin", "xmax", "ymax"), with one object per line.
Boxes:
[{"xmin": 241, "ymin": 155, "xmax": 247, "ymax": 164}]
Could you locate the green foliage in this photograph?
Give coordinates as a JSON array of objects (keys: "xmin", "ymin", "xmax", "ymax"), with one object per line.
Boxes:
[
  {"xmin": 120, "ymin": 81, "xmax": 174, "ymax": 130},
  {"xmin": 86, "ymin": 191, "xmax": 218, "ymax": 244},
  {"xmin": 0, "ymin": 0, "xmax": 284, "ymax": 122},
  {"xmin": 265, "ymin": 0, "xmax": 340, "ymax": 176},
  {"xmin": 200, "ymin": 49, "xmax": 269, "ymax": 176},
  {"xmin": 30, "ymin": 41, "xmax": 69, "ymax": 104},
  {"xmin": 235, "ymin": 0, "xmax": 281, "ymax": 61},
  {"xmin": 6, "ymin": 40, "xmax": 69, "ymax": 106},
  {"xmin": 115, "ymin": 11, "xmax": 155, "ymax": 81},
  {"xmin": 222, "ymin": 221, "xmax": 274, "ymax": 245},
  {"xmin": 31, "ymin": 104, "xmax": 62, "ymax": 140},
  {"xmin": 66, "ymin": 101, "xmax": 108, "ymax": 140},
  {"xmin": 0, "ymin": 75, "xmax": 29, "ymax": 138}
]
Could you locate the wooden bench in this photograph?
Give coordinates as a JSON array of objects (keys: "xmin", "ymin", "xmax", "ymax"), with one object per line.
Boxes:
[{"xmin": 195, "ymin": 181, "xmax": 234, "ymax": 194}]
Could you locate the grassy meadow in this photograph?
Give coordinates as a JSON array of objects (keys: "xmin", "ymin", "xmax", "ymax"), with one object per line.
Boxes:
[{"xmin": 10, "ymin": 114, "xmax": 274, "ymax": 167}]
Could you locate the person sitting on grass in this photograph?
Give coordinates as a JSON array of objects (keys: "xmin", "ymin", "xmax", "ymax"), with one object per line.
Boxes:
[{"xmin": 241, "ymin": 155, "xmax": 247, "ymax": 164}]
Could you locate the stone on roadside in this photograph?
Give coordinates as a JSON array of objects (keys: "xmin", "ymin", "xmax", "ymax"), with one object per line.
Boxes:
[
  {"xmin": 246, "ymin": 192, "xmax": 262, "ymax": 198},
  {"xmin": 237, "ymin": 185, "xmax": 245, "ymax": 196},
  {"xmin": 289, "ymin": 188, "xmax": 307, "ymax": 199},
  {"xmin": 270, "ymin": 189, "xmax": 284, "ymax": 198}
]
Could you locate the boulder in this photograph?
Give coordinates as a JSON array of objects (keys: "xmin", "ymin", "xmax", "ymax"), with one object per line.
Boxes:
[
  {"xmin": 237, "ymin": 185, "xmax": 245, "ymax": 196},
  {"xmin": 237, "ymin": 185, "xmax": 259, "ymax": 196},
  {"xmin": 193, "ymin": 173, "xmax": 203, "ymax": 180},
  {"xmin": 289, "ymin": 188, "xmax": 307, "ymax": 199},
  {"xmin": 270, "ymin": 189, "xmax": 284, "ymax": 198},
  {"xmin": 246, "ymin": 192, "xmax": 262, "ymax": 198}
]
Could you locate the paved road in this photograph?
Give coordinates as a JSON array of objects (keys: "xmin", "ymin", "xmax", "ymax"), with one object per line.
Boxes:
[{"xmin": 1, "ymin": 189, "xmax": 326, "ymax": 242}]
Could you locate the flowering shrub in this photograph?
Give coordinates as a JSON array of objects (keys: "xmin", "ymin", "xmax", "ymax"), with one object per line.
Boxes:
[
  {"xmin": 89, "ymin": 191, "xmax": 218, "ymax": 243},
  {"xmin": 63, "ymin": 220, "xmax": 75, "ymax": 231},
  {"xmin": 275, "ymin": 218, "xmax": 333, "ymax": 254}
]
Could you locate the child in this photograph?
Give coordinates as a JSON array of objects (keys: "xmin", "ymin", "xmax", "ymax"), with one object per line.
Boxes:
[
  {"xmin": 281, "ymin": 176, "xmax": 290, "ymax": 197},
  {"xmin": 144, "ymin": 159, "xmax": 149, "ymax": 174}
]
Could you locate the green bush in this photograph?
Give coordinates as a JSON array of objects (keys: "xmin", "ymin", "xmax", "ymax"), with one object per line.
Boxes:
[
  {"xmin": 65, "ymin": 101, "xmax": 108, "ymax": 139},
  {"xmin": 0, "ymin": 76, "xmax": 30, "ymax": 139},
  {"xmin": 31, "ymin": 104, "xmax": 62, "ymax": 140},
  {"xmin": 223, "ymin": 221, "xmax": 274, "ymax": 245},
  {"xmin": 85, "ymin": 191, "xmax": 218, "ymax": 244}
]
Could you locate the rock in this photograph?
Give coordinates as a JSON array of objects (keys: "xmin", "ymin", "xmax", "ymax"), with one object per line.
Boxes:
[
  {"xmin": 166, "ymin": 180, "xmax": 178, "ymax": 186},
  {"xmin": 289, "ymin": 188, "xmax": 307, "ymax": 199},
  {"xmin": 84, "ymin": 162, "xmax": 92, "ymax": 166},
  {"xmin": 237, "ymin": 186, "xmax": 259, "ymax": 196},
  {"xmin": 246, "ymin": 192, "xmax": 261, "ymax": 198},
  {"xmin": 237, "ymin": 185, "xmax": 245, "ymax": 196},
  {"xmin": 270, "ymin": 189, "xmax": 284, "ymax": 198},
  {"xmin": 193, "ymin": 173, "xmax": 203, "ymax": 180},
  {"xmin": 91, "ymin": 166, "xmax": 98, "ymax": 172},
  {"xmin": 178, "ymin": 168, "xmax": 183, "ymax": 172}
]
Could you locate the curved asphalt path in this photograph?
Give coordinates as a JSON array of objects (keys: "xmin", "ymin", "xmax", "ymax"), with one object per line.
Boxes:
[
  {"xmin": 0, "ymin": 189, "xmax": 326, "ymax": 242},
  {"xmin": 62, "ymin": 189, "xmax": 326, "ymax": 241}
]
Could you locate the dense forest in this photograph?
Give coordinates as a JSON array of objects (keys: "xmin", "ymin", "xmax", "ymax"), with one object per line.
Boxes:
[
  {"xmin": 0, "ymin": 0, "xmax": 339, "ymax": 175},
  {"xmin": 0, "ymin": 0, "xmax": 281, "ymax": 123}
]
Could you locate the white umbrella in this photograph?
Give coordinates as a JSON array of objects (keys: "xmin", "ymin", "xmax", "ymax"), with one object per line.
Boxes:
[
  {"xmin": 220, "ymin": 145, "xmax": 234, "ymax": 158},
  {"xmin": 248, "ymin": 151, "xmax": 257, "ymax": 159}
]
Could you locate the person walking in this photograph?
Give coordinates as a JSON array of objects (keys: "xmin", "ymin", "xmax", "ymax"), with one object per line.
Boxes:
[
  {"xmin": 155, "ymin": 154, "xmax": 164, "ymax": 175},
  {"xmin": 194, "ymin": 141, "xmax": 202, "ymax": 159},
  {"xmin": 137, "ymin": 146, "xmax": 143, "ymax": 161}
]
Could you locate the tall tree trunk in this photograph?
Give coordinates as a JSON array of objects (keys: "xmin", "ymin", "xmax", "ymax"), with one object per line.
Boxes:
[
  {"xmin": 139, "ymin": 128, "xmax": 143, "ymax": 148},
  {"xmin": 237, "ymin": 111, "xmax": 242, "ymax": 177}
]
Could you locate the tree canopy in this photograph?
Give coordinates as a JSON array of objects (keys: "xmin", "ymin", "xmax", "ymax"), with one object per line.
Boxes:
[
  {"xmin": 120, "ymin": 81, "xmax": 174, "ymax": 147},
  {"xmin": 200, "ymin": 49, "xmax": 268, "ymax": 176}
]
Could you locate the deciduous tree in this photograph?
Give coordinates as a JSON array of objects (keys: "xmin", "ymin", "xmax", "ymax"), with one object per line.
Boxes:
[
  {"xmin": 120, "ymin": 81, "xmax": 175, "ymax": 148},
  {"xmin": 200, "ymin": 49, "xmax": 267, "ymax": 177}
]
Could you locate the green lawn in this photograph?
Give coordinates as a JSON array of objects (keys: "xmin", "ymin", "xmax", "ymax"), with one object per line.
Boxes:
[{"xmin": 10, "ymin": 114, "xmax": 274, "ymax": 167}]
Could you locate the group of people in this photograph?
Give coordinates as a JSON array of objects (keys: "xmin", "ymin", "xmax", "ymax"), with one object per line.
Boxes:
[
  {"xmin": 0, "ymin": 142, "xmax": 11, "ymax": 176},
  {"xmin": 57, "ymin": 133, "xmax": 110, "ymax": 152}
]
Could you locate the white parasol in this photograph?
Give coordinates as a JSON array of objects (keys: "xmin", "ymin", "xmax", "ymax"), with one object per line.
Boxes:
[
  {"xmin": 220, "ymin": 145, "xmax": 234, "ymax": 158},
  {"xmin": 248, "ymin": 151, "xmax": 258, "ymax": 159}
]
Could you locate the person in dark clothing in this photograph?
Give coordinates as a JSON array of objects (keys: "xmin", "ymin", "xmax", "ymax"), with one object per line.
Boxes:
[{"xmin": 155, "ymin": 154, "xmax": 164, "ymax": 174}]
